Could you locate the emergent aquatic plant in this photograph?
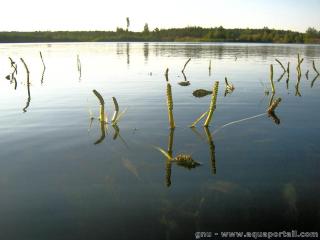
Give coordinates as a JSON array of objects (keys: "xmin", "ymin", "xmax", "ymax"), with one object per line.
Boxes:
[
  {"xmin": 189, "ymin": 81, "xmax": 219, "ymax": 128},
  {"xmin": 203, "ymin": 81, "xmax": 219, "ymax": 127},
  {"xmin": 155, "ymin": 129, "xmax": 201, "ymax": 187},
  {"xmin": 20, "ymin": 58, "xmax": 31, "ymax": 113},
  {"xmin": 182, "ymin": 58, "xmax": 191, "ymax": 74},
  {"xmin": 166, "ymin": 83, "xmax": 175, "ymax": 129},
  {"xmin": 224, "ymin": 77, "xmax": 235, "ymax": 96},
  {"xmin": 275, "ymin": 59, "xmax": 286, "ymax": 72},
  {"xmin": 296, "ymin": 54, "xmax": 304, "ymax": 79},
  {"xmin": 270, "ymin": 64, "xmax": 275, "ymax": 93}
]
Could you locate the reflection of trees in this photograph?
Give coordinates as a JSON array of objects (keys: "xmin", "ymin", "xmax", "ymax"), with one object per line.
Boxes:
[
  {"xmin": 151, "ymin": 44, "xmax": 306, "ymax": 60},
  {"xmin": 126, "ymin": 43, "xmax": 130, "ymax": 65},
  {"xmin": 143, "ymin": 43, "xmax": 149, "ymax": 63}
]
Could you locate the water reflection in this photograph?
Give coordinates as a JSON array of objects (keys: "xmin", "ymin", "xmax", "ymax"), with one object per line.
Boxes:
[
  {"xmin": 295, "ymin": 73, "xmax": 302, "ymax": 97},
  {"xmin": 178, "ymin": 71, "xmax": 190, "ymax": 86},
  {"xmin": 311, "ymin": 74, "xmax": 319, "ymax": 88},
  {"xmin": 94, "ymin": 121, "xmax": 106, "ymax": 145},
  {"xmin": 126, "ymin": 43, "xmax": 130, "ymax": 65},
  {"xmin": 191, "ymin": 127, "xmax": 216, "ymax": 175},
  {"xmin": 145, "ymin": 43, "xmax": 320, "ymax": 60},
  {"xmin": 277, "ymin": 71, "xmax": 286, "ymax": 82},
  {"xmin": 143, "ymin": 43, "xmax": 149, "ymax": 63},
  {"xmin": 157, "ymin": 129, "xmax": 201, "ymax": 187},
  {"xmin": 77, "ymin": 54, "xmax": 82, "ymax": 81}
]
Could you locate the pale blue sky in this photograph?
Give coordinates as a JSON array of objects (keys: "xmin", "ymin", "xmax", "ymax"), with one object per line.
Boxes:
[{"xmin": 0, "ymin": 0, "xmax": 319, "ymax": 32}]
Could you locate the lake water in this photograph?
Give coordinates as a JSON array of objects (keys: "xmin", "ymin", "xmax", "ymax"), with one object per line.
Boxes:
[{"xmin": 0, "ymin": 43, "xmax": 319, "ymax": 239}]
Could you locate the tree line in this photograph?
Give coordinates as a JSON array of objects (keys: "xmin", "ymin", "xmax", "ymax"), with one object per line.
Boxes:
[{"xmin": 0, "ymin": 26, "xmax": 319, "ymax": 43}]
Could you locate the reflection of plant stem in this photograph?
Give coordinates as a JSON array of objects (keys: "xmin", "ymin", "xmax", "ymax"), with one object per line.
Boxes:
[
  {"xmin": 40, "ymin": 51, "xmax": 46, "ymax": 70},
  {"xmin": 209, "ymin": 60, "xmax": 211, "ymax": 76},
  {"xmin": 277, "ymin": 71, "xmax": 286, "ymax": 82},
  {"xmin": 268, "ymin": 111, "xmax": 280, "ymax": 125},
  {"xmin": 166, "ymin": 129, "xmax": 174, "ymax": 187},
  {"xmin": 295, "ymin": 78, "xmax": 301, "ymax": 97},
  {"xmin": 165, "ymin": 159, "xmax": 172, "ymax": 187},
  {"xmin": 20, "ymin": 58, "xmax": 31, "ymax": 113},
  {"xmin": 112, "ymin": 125, "xmax": 129, "ymax": 148},
  {"xmin": 204, "ymin": 127, "xmax": 216, "ymax": 175},
  {"xmin": 182, "ymin": 71, "xmax": 187, "ymax": 81},
  {"xmin": 190, "ymin": 127, "xmax": 206, "ymax": 141},
  {"xmin": 311, "ymin": 74, "xmax": 319, "ymax": 88},
  {"xmin": 41, "ymin": 68, "xmax": 45, "ymax": 85},
  {"xmin": 312, "ymin": 60, "xmax": 319, "ymax": 75},
  {"xmin": 94, "ymin": 119, "xmax": 106, "ymax": 145},
  {"xmin": 13, "ymin": 75, "xmax": 17, "ymax": 90},
  {"xmin": 77, "ymin": 54, "xmax": 82, "ymax": 81}
]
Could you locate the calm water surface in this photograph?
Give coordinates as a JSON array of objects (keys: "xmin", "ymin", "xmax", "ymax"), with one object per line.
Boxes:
[{"xmin": 0, "ymin": 43, "xmax": 319, "ymax": 239}]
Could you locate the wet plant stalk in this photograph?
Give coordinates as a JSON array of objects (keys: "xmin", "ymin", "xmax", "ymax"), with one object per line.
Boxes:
[
  {"xmin": 111, "ymin": 97, "xmax": 119, "ymax": 124},
  {"xmin": 20, "ymin": 58, "xmax": 31, "ymax": 112},
  {"xmin": 165, "ymin": 68, "xmax": 169, "ymax": 81},
  {"xmin": 93, "ymin": 89, "xmax": 106, "ymax": 122},
  {"xmin": 203, "ymin": 81, "xmax": 219, "ymax": 127},
  {"xmin": 182, "ymin": 58, "xmax": 191, "ymax": 73},
  {"xmin": 267, "ymin": 98, "xmax": 282, "ymax": 113},
  {"xmin": 275, "ymin": 59, "xmax": 286, "ymax": 72},
  {"xmin": 270, "ymin": 64, "xmax": 275, "ymax": 93},
  {"xmin": 166, "ymin": 83, "xmax": 175, "ymax": 129}
]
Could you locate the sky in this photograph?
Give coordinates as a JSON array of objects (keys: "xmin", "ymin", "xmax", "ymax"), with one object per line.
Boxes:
[{"xmin": 0, "ymin": 0, "xmax": 319, "ymax": 32}]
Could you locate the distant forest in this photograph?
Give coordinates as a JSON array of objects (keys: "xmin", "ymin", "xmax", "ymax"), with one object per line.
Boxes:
[{"xmin": 0, "ymin": 26, "xmax": 319, "ymax": 43}]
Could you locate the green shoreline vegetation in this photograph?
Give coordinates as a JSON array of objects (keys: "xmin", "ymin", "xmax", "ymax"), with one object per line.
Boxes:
[{"xmin": 0, "ymin": 26, "xmax": 319, "ymax": 43}]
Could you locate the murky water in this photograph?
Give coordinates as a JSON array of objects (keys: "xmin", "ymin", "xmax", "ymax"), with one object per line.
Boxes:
[{"xmin": 0, "ymin": 43, "xmax": 319, "ymax": 239}]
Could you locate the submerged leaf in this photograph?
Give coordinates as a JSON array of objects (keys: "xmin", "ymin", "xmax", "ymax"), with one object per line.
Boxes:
[
  {"xmin": 192, "ymin": 89, "xmax": 212, "ymax": 98},
  {"xmin": 178, "ymin": 81, "xmax": 190, "ymax": 86}
]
